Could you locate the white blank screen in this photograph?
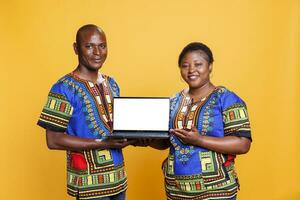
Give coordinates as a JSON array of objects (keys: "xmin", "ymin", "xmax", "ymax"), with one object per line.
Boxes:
[{"xmin": 113, "ymin": 98, "xmax": 170, "ymax": 131}]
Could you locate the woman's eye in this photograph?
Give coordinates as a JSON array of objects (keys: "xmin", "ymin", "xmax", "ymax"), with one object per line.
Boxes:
[
  {"xmin": 195, "ymin": 63, "xmax": 203, "ymax": 67},
  {"xmin": 181, "ymin": 64, "xmax": 188, "ymax": 68}
]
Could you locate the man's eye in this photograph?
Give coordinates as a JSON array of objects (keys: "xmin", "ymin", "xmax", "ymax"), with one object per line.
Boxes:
[
  {"xmin": 85, "ymin": 45, "xmax": 92, "ymax": 48},
  {"xmin": 100, "ymin": 44, "xmax": 106, "ymax": 49}
]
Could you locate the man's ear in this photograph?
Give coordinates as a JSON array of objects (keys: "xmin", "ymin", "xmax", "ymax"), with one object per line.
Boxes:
[{"xmin": 73, "ymin": 42, "xmax": 79, "ymax": 55}]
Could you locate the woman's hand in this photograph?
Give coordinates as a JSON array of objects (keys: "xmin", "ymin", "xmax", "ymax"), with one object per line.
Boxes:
[
  {"xmin": 170, "ymin": 127, "xmax": 200, "ymax": 146},
  {"xmin": 170, "ymin": 127, "xmax": 251, "ymax": 154}
]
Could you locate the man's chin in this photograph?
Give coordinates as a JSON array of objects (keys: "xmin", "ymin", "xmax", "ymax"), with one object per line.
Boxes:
[{"xmin": 87, "ymin": 65, "xmax": 103, "ymax": 71}]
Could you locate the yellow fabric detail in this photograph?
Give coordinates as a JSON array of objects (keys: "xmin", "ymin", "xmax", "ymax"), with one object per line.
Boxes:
[{"xmin": 49, "ymin": 99, "xmax": 56, "ymax": 109}]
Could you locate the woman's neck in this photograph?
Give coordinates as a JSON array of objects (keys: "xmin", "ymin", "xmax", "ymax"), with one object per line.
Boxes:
[{"xmin": 188, "ymin": 82, "xmax": 215, "ymax": 101}]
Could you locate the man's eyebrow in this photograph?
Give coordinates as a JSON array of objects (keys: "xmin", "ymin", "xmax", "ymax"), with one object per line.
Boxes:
[{"xmin": 83, "ymin": 42, "xmax": 106, "ymax": 46}]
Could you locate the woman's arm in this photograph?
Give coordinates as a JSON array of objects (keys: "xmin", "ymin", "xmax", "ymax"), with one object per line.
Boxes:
[
  {"xmin": 170, "ymin": 127, "xmax": 251, "ymax": 155},
  {"xmin": 46, "ymin": 129, "xmax": 135, "ymax": 151}
]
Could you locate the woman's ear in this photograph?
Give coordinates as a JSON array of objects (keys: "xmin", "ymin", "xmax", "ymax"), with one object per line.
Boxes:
[{"xmin": 209, "ymin": 64, "xmax": 213, "ymax": 73}]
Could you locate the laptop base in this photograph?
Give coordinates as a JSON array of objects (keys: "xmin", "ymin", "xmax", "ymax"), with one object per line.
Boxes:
[{"xmin": 107, "ymin": 131, "xmax": 169, "ymax": 139}]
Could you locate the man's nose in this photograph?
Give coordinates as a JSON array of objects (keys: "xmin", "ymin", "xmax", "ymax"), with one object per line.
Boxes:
[{"xmin": 93, "ymin": 46, "xmax": 101, "ymax": 55}]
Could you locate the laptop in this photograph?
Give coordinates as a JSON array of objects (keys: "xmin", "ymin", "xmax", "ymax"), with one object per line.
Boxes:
[{"xmin": 108, "ymin": 97, "xmax": 170, "ymax": 139}]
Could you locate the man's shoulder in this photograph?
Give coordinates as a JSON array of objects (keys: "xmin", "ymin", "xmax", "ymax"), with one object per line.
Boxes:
[
  {"xmin": 102, "ymin": 74, "xmax": 119, "ymax": 86},
  {"xmin": 51, "ymin": 72, "xmax": 81, "ymax": 87},
  {"xmin": 56, "ymin": 73, "xmax": 73, "ymax": 83},
  {"xmin": 48, "ymin": 73, "xmax": 75, "ymax": 93}
]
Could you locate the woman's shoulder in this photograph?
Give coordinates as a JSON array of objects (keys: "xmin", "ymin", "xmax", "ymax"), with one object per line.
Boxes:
[
  {"xmin": 169, "ymin": 90, "xmax": 184, "ymax": 110},
  {"xmin": 216, "ymin": 86, "xmax": 247, "ymax": 109},
  {"xmin": 170, "ymin": 90, "xmax": 184, "ymax": 101}
]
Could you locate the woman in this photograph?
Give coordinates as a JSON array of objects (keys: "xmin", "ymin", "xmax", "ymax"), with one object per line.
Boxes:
[{"xmin": 152, "ymin": 42, "xmax": 252, "ymax": 200}]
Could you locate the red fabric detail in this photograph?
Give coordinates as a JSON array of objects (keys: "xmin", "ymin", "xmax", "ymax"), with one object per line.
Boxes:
[
  {"xmin": 98, "ymin": 175, "xmax": 104, "ymax": 184},
  {"xmin": 195, "ymin": 181, "xmax": 201, "ymax": 190},
  {"xmin": 60, "ymin": 102, "xmax": 66, "ymax": 112},
  {"xmin": 71, "ymin": 153, "xmax": 87, "ymax": 170},
  {"xmin": 229, "ymin": 111, "xmax": 235, "ymax": 120},
  {"xmin": 223, "ymin": 154, "xmax": 236, "ymax": 167},
  {"xmin": 78, "ymin": 177, "xmax": 82, "ymax": 186}
]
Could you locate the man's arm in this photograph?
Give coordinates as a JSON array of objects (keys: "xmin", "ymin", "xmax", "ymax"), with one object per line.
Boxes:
[{"xmin": 46, "ymin": 129, "xmax": 135, "ymax": 151}]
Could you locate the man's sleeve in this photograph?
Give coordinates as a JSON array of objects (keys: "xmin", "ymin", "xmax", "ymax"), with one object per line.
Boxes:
[
  {"xmin": 222, "ymin": 91, "xmax": 252, "ymax": 141},
  {"xmin": 37, "ymin": 83, "xmax": 73, "ymax": 132}
]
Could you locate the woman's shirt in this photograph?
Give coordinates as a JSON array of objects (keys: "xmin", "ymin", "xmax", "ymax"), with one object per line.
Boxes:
[{"xmin": 164, "ymin": 86, "xmax": 251, "ymax": 199}]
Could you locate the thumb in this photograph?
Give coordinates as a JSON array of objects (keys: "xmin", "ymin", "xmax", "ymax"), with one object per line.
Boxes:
[{"xmin": 191, "ymin": 126, "xmax": 198, "ymax": 132}]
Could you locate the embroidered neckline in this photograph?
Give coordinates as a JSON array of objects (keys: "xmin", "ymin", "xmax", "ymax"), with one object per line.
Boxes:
[
  {"xmin": 170, "ymin": 87, "xmax": 224, "ymax": 164},
  {"xmin": 67, "ymin": 72, "xmax": 114, "ymax": 133},
  {"xmin": 181, "ymin": 86, "xmax": 219, "ymax": 105},
  {"xmin": 70, "ymin": 71, "xmax": 105, "ymax": 85}
]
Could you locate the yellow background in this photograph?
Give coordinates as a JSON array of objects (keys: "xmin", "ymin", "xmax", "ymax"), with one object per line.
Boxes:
[{"xmin": 1, "ymin": 0, "xmax": 300, "ymax": 199}]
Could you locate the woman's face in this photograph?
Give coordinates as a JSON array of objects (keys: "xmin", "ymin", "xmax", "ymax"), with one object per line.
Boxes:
[{"xmin": 180, "ymin": 50, "xmax": 212, "ymax": 89}]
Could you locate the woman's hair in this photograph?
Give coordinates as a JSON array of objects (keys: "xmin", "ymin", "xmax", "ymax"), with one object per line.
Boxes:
[{"xmin": 178, "ymin": 42, "xmax": 214, "ymax": 66}]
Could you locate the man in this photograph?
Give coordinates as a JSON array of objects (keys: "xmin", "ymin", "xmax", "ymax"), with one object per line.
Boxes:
[{"xmin": 37, "ymin": 24, "xmax": 133, "ymax": 200}]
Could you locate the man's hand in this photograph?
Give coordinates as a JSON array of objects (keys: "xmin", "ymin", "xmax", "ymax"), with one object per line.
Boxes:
[
  {"xmin": 46, "ymin": 129, "xmax": 136, "ymax": 151},
  {"xmin": 99, "ymin": 138, "xmax": 136, "ymax": 149}
]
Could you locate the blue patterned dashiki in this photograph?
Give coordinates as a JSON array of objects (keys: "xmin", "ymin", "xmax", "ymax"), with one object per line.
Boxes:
[
  {"xmin": 37, "ymin": 72, "xmax": 127, "ymax": 200},
  {"xmin": 164, "ymin": 86, "xmax": 251, "ymax": 200}
]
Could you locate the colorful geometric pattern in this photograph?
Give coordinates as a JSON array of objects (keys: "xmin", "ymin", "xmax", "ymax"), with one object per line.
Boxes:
[
  {"xmin": 37, "ymin": 73, "xmax": 126, "ymax": 199},
  {"xmin": 199, "ymin": 88, "xmax": 226, "ymax": 136},
  {"xmin": 84, "ymin": 150, "xmax": 115, "ymax": 174},
  {"xmin": 223, "ymin": 103, "xmax": 251, "ymax": 138},
  {"xmin": 164, "ymin": 151, "xmax": 238, "ymax": 200},
  {"xmin": 67, "ymin": 165, "xmax": 127, "ymax": 199},
  {"xmin": 61, "ymin": 73, "xmax": 114, "ymax": 137},
  {"xmin": 165, "ymin": 86, "xmax": 251, "ymax": 199},
  {"xmin": 173, "ymin": 95, "xmax": 203, "ymax": 130},
  {"xmin": 170, "ymin": 89, "xmax": 218, "ymax": 164},
  {"xmin": 38, "ymin": 92, "xmax": 73, "ymax": 131},
  {"xmin": 96, "ymin": 80, "xmax": 113, "ymax": 131}
]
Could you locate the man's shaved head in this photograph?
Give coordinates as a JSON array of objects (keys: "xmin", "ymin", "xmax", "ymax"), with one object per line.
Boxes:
[
  {"xmin": 76, "ymin": 24, "xmax": 105, "ymax": 44},
  {"xmin": 73, "ymin": 24, "xmax": 108, "ymax": 72}
]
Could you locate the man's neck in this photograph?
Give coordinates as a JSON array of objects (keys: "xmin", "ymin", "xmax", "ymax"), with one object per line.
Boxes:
[{"xmin": 74, "ymin": 66, "xmax": 99, "ymax": 83}]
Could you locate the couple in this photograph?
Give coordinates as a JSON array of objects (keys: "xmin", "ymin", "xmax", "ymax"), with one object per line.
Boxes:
[{"xmin": 37, "ymin": 24, "xmax": 251, "ymax": 200}]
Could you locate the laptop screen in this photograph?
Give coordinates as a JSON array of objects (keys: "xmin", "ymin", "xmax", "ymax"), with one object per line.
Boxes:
[{"xmin": 113, "ymin": 97, "xmax": 170, "ymax": 131}]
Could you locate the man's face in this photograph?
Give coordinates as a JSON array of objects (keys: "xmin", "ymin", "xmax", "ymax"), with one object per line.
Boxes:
[{"xmin": 74, "ymin": 30, "xmax": 107, "ymax": 71}]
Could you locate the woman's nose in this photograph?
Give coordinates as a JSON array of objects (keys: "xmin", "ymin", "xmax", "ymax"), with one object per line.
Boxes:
[{"xmin": 188, "ymin": 65, "xmax": 195, "ymax": 72}]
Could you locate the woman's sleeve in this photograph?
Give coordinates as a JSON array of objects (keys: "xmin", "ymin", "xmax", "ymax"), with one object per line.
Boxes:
[
  {"xmin": 108, "ymin": 76, "xmax": 120, "ymax": 97},
  {"xmin": 221, "ymin": 90, "xmax": 252, "ymax": 141}
]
